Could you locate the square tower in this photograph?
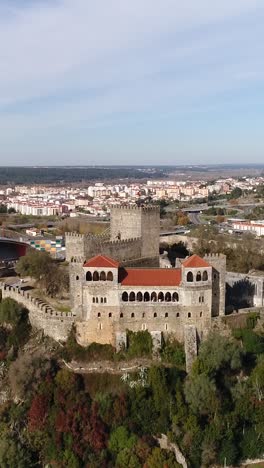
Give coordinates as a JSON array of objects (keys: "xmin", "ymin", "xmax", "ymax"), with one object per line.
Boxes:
[{"xmin": 110, "ymin": 205, "xmax": 160, "ymax": 265}]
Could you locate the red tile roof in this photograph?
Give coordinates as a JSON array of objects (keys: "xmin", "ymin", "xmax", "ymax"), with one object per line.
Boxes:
[
  {"xmin": 182, "ymin": 254, "xmax": 210, "ymax": 269},
  {"xmin": 119, "ymin": 268, "xmax": 182, "ymax": 286},
  {"xmin": 84, "ymin": 255, "xmax": 120, "ymax": 268}
]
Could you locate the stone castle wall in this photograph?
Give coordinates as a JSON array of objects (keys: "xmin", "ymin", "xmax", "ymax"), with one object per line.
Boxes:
[
  {"xmin": 75, "ymin": 301, "xmax": 212, "ymax": 347},
  {"xmin": 226, "ymin": 271, "xmax": 264, "ymax": 308},
  {"xmin": 0, "ymin": 285, "xmax": 74, "ymax": 341}
]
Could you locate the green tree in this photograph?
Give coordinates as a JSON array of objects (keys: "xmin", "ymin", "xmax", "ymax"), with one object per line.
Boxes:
[
  {"xmin": 250, "ymin": 356, "xmax": 264, "ymax": 401},
  {"xmin": 116, "ymin": 448, "xmax": 141, "ymax": 468},
  {"xmin": 16, "ymin": 249, "xmax": 69, "ymax": 297},
  {"xmin": 0, "ymin": 433, "xmax": 36, "ymax": 468},
  {"xmin": 184, "ymin": 374, "xmax": 218, "ymax": 416},
  {"xmin": 108, "ymin": 426, "xmax": 138, "ymax": 454},
  {"xmin": 146, "ymin": 447, "xmax": 181, "ymax": 468},
  {"xmin": 196, "ymin": 333, "xmax": 242, "ymax": 375}
]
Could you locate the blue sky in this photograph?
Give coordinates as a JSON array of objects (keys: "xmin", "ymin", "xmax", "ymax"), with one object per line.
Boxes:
[{"xmin": 0, "ymin": 0, "xmax": 264, "ymax": 165}]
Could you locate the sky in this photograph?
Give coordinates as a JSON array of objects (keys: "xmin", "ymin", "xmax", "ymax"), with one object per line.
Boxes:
[{"xmin": 0, "ymin": 0, "xmax": 264, "ymax": 166}]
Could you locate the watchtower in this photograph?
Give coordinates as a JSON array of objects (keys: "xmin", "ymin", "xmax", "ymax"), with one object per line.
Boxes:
[
  {"xmin": 110, "ymin": 205, "xmax": 160, "ymax": 265},
  {"xmin": 204, "ymin": 253, "xmax": 226, "ymax": 316}
]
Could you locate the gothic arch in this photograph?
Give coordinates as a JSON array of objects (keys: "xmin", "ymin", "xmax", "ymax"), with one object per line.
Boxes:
[
  {"xmin": 122, "ymin": 292, "xmax": 128, "ymax": 302},
  {"xmin": 202, "ymin": 270, "xmax": 208, "ymax": 281},
  {"xmin": 196, "ymin": 271, "xmax": 202, "ymax": 282},
  {"xmin": 100, "ymin": 271, "xmax": 106, "ymax": 281},
  {"xmin": 165, "ymin": 292, "xmax": 171, "ymax": 302},
  {"xmin": 93, "ymin": 271, "xmax": 99, "ymax": 281},
  {"xmin": 144, "ymin": 292, "xmax": 150, "ymax": 302},
  {"xmin": 187, "ymin": 271, "xmax": 193, "ymax": 282},
  {"xmin": 86, "ymin": 271, "xmax": 92, "ymax": 281},
  {"xmin": 107, "ymin": 271, "xmax": 113, "ymax": 281},
  {"xmin": 151, "ymin": 292, "xmax": 157, "ymax": 302},
  {"xmin": 172, "ymin": 292, "xmax": 179, "ymax": 302},
  {"xmin": 129, "ymin": 291, "xmax": 136, "ymax": 302},
  {"xmin": 158, "ymin": 292, "xmax": 164, "ymax": 302},
  {"xmin": 137, "ymin": 292, "xmax": 143, "ymax": 302}
]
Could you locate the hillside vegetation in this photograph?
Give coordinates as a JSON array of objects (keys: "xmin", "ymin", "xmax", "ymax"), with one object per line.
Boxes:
[{"xmin": 0, "ymin": 298, "xmax": 264, "ymax": 466}]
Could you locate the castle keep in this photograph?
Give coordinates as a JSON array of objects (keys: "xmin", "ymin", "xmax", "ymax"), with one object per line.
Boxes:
[{"xmin": 65, "ymin": 205, "xmax": 160, "ymax": 267}]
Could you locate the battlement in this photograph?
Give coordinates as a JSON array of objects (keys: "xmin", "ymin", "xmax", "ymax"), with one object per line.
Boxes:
[
  {"xmin": 204, "ymin": 253, "xmax": 225, "ymax": 258},
  {"xmin": 110, "ymin": 204, "xmax": 159, "ymax": 212},
  {"xmin": 70, "ymin": 256, "xmax": 85, "ymax": 264},
  {"xmin": 1, "ymin": 284, "xmax": 74, "ymax": 321},
  {"xmin": 103, "ymin": 237, "xmax": 141, "ymax": 247},
  {"xmin": 65, "ymin": 232, "xmax": 85, "ymax": 239}
]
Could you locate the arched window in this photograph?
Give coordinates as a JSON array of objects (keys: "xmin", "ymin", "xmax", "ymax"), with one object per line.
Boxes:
[
  {"xmin": 92, "ymin": 297, "xmax": 95, "ymax": 303},
  {"xmin": 100, "ymin": 271, "xmax": 106, "ymax": 281},
  {"xmin": 154, "ymin": 312, "xmax": 157, "ymax": 318},
  {"xmin": 202, "ymin": 271, "xmax": 208, "ymax": 281},
  {"xmin": 120, "ymin": 313, "xmax": 123, "ymax": 318},
  {"xmin": 76, "ymin": 275, "xmax": 79, "ymax": 281},
  {"xmin": 131, "ymin": 312, "xmax": 135, "ymax": 318},
  {"xmin": 129, "ymin": 292, "xmax": 135, "ymax": 302},
  {"xmin": 158, "ymin": 292, "xmax": 164, "ymax": 302},
  {"xmin": 137, "ymin": 292, "xmax": 143, "ymax": 302},
  {"xmin": 187, "ymin": 271, "xmax": 193, "ymax": 282},
  {"xmin": 165, "ymin": 292, "xmax": 171, "ymax": 302},
  {"xmin": 96, "ymin": 297, "xmax": 99, "ymax": 303},
  {"xmin": 107, "ymin": 271, "xmax": 113, "ymax": 281},
  {"xmin": 151, "ymin": 292, "xmax": 157, "ymax": 302},
  {"xmin": 188, "ymin": 312, "xmax": 192, "ymax": 318},
  {"xmin": 97, "ymin": 312, "xmax": 101, "ymax": 318},
  {"xmin": 196, "ymin": 271, "xmax": 201, "ymax": 282},
  {"xmin": 108, "ymin": 313, "xmax": 112, "ymax": 318},
  {"xmin": 122, "ymin": 292, "xmax": 128, "ymax": 302},
  {"xmin": 172, "ymin": 292, "xmax": 179, "ymax": 302},
  {"xmin": 144, "ymin": 292, "xmax": 150, "ymax": 302},
  {"xmin": 200, "ymin": 311, "xmax": 203, "ymax": 317},
  {"xmin": 176, "ymin": 312, "xmax": 180, "ymax": 317},
  {"xmin": 165, "ymin": 312, "xmax": 168, "ymax": 318},
  {"xmin": 93, "ymin": 271, "xmax": 99, "ymax": 281},
  {"xmin": 86, "ymin": 271, "xmax": 92, "ymax": 281},
  {"xmin": 100, "ymin": 297, "xmax": 104, "ymax": 303},
  {"xmin": 104, "ymin": 298, "xmax": 107, "ymax": 303},
  {"xmin": 142, "ymin": 312, "xmax": 145, "ymax": 318}
]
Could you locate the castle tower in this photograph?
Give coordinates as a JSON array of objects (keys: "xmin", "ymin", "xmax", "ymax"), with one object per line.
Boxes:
[
  {"xmin": 204, "ymin": 253, "xmax": 226, "ymax": 316},
  {"xmin": 69, "ymin": 256, "xmax": 85, "ymax": 318},
  {"xmin": 110, "ymin": 205, "xmax": 160, "ymax": 266},
  {"xmin": 66, "ymin": 205, "xmax": 160, "ymax": 267}
]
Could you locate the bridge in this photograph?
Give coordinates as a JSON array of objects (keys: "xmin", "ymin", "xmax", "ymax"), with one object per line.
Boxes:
[
  {"xmin": 160, "ymin": 228, "xmax": 190, "ymax": 237},
  {"xmin": 0, "ymin": 228, "xmax": 30, "ymax": 263}
]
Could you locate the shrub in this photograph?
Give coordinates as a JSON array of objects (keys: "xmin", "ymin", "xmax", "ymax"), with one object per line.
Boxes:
[
  {"xmin": 127, "ymin": 330, "xmax": 153, "ymax": 358},
  {"xmin": 232, "ymin": 329, "xmax": 264, "ymax": 355},
  {"xmin": 160, "ymin": 339, "xmax": 185, "ymax": 367}
]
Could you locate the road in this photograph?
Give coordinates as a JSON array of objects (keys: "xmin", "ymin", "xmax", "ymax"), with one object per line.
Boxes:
[{"xmin": 188, "ymin": 212, "xmax": 202, "ymax": 225}]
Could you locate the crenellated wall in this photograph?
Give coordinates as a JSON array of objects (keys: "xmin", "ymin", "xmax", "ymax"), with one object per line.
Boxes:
[
  {"xmin": 0, "ymin": 285, "xmax": 74, "ymax": 341},
  {"xmin": 226, "ymin": 271, "xmax": 264, "ymax": 309}
]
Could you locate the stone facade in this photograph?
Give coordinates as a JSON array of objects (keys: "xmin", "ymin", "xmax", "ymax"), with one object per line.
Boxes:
[
  {"xmin": 65, "ymin": 205, "xmax": 160, "ymax": 267},
  {"xmin": 70, "ymin": 253, "xmax": 220, "ymax": 348}
]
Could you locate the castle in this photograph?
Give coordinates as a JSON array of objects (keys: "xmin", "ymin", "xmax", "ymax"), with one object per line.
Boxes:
[
  {"xmin": 65, "ymin": 205, "xmax": 160, "ymax": 267},
  {"xmin": 67, "ymin": 205, "xmax": 226, "ymax": 352}
]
